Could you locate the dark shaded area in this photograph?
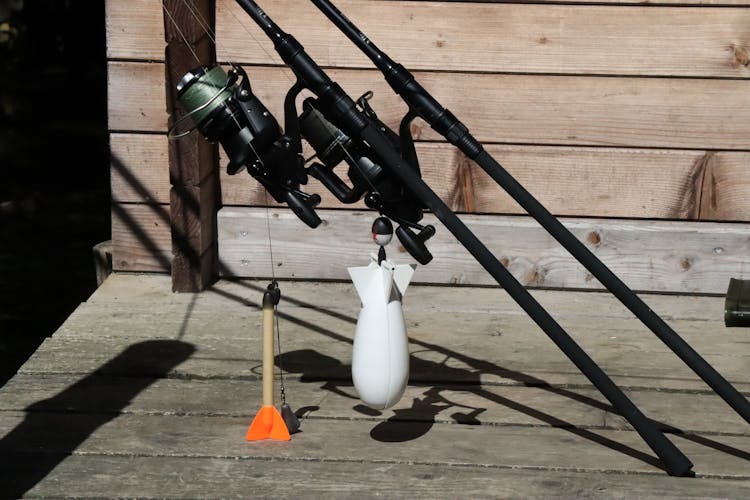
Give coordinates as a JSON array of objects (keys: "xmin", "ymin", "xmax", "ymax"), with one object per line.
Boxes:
[
  {"xmin": 0, "ymin": 340, "xmax": 195, "ymax": 498},
  {"xmin": 276, "ymin": 333, "xmax": 749, "ymax": 472},
  {"xmin": 0, "ymin": 1, "xmax": 109, "ymax": 386},
  {"xmin": 725, "ymin": 278, "xmax": 750, "ymax": 327},
  {"xmin": 275, "ymin": 348, "xmax": 666, "ymax": 471}
]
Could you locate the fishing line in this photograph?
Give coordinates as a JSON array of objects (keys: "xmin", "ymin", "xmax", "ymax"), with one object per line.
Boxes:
[
  {"xmin": 216, "ymin": 0, "xmax": 318, "ymax": 404},
  {"xmin": 261, "ymin": 189, "xmax": 286, "ymax": 405},
  {"xmin": 166, "ymin": 1, "xmax": 267, "ymax": 169},
  {"xmin": 162, "ymin": 3, "xmax": 202, "ymax": 64},
  {"xmin": 217, "ymin": 0, "xmax": 294, "ymax": 87},
  {"xmin": 166, "ymin": 0, "xmax": 290, "ymax": 404},
  {"xmin": 180, "ymin": 0, "xmax": 216, "ymax": 45},
  {"xmin": 220, "ymin": 0, "xmax": 295, "ymax": 401}
]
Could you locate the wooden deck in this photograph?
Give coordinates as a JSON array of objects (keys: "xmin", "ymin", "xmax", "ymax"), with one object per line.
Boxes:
[{"xmin": 2, "ymin": 273, "xmax": 750, "ymax": 497}]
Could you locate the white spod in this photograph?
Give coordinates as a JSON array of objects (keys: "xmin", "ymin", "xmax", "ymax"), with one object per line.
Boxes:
[{"xmin": 348, "ymin": 255, "xmax": 415, "ymax": 409}]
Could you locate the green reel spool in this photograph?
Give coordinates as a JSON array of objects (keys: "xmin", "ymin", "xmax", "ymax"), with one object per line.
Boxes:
[{"xmin": 174, "ymin": 65, "xmax": 235, "ymax": 134}]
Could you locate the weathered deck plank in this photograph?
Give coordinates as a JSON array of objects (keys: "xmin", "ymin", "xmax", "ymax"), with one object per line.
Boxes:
[
  {"xmin": 2, "ymin": 274, "xmax": 749, "ymax": 496},
  {"xmin": 18, "ymin": 302, "xmax": 750, "ymax": 393},
  {"xmin": 9, "ymin": 455, "xmax": 750, "ymax": 499},
  {"xmin": 88, "ymin": 274, "xmax": 726, "ymax": 321},
  {"xmin": 18, "ymin": 275, "xmax": 748, "ymax": 395},
  {"xmin": 2, "ymin": 373, "xmax": 749, "ymax": 436},
  {"xmin": 2, "ymin": 411, "xmax": 750, "ymax": 477}
]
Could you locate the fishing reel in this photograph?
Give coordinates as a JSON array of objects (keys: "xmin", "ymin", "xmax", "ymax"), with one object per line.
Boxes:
[
  {"xmin": 172, "ymin": 63, "xmax": 435, "ymax": 263},
  {"xmin": 172, "ymin": 64, "xmax": 322, "ymax": 228},
  {"xmin": 300, "ymin": 94, "xmax": 435, "ymax": 264}
]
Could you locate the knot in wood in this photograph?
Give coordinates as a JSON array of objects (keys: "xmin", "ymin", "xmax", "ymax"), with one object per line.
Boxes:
[
  {"xmin": 731, "ymin": 44, "xmax": 749, "ymax": 67},
  {"xmin": 587, "ymin": 231, "xmax": 602, "ymax": 247}
]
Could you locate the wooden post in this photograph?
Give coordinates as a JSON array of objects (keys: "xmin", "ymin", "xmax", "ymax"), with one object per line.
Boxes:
[{"xmin": 163, "ymin": 0, "xmax": 219, "ymax": 292}]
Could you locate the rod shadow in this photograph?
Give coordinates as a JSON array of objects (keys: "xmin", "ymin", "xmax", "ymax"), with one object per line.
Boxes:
[
  {"xmin": 263, "ymin": 288, "xmax": 750, "ymax": 467},
  {"xmin": 276, "ymin": 347, "xmax": 665, "ymax": 470},
  {"xmin": 0, "ymin": 340, "xmax": 195, "ymax": 498}
]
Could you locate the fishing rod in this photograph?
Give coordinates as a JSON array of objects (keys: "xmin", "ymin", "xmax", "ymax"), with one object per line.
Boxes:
[
  {"xmin": 309, "ymin": 0, "xmax": 750, "ymax": 431},
  {"xmin": 174, "ymin": 0, "xmax": 693, "ymax": 476}
]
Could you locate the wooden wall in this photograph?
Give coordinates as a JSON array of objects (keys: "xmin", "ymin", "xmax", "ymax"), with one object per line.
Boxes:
[{"xmin": 106, "ymin": 0, "xmax": 750, "ymax": 294}]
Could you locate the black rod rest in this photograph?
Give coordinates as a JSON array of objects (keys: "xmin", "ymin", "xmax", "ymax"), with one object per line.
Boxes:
[
  {"xmin": 234, "ymin": 0, "xmax": 694, "ymax": 476},
  {"xmin": 726, "ymin": 279, "xmax": 750, "ymax": 328}
]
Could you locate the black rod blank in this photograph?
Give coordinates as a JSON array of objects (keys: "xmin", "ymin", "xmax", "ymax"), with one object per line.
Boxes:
[
  {"xmin": 233, "ymin": 0, "xmax": 694, "ymax": 476},
  {"xmin": 358, "ymin": 123, "xmax": 693, "ymax": 477},
  {"xmin": 308, "ymin": 0, "xmax": 750, "ymax": 427}
]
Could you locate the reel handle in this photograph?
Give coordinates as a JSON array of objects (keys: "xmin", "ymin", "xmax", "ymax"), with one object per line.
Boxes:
[
  {"xmin": 396, "ymin": 224, "xmax": 435, "ymax": 265},
  {"xmin": 285, "ymin": 191, "xmax": 322, "ymax": 228},
  {"xmin": 307, "ymin": 162, "xmax": 365, "ymax": 204}
]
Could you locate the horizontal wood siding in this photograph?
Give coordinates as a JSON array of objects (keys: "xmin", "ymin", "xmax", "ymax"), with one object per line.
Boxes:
[
  {"xmin": 215, "ymin": 208, "xmax": 750, "ymax": 294},
  {"xmin": 110, "ymin": 205, "xmax": 750, "ymax": 294},
  {"xmin": 218, "ymin": 1, "xmax": 750, "ymax": 78},
  {"xmin": 109, "ymin": 62, "xmax": 750, "ymax": 150},
  {"xmin": 109, "ymin": 0, "xmax": 750, "ymax": 77},
  {"xmin": 110, "ymin": 203, "xmax": 171, "ymax": 273},
  {"xmin": 106, "ymin": 0, "xmax": 750, "ymax": 288},
  {"xmin": 112, "ymin": 133, "xmax": 750, "ymax": 221}
]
